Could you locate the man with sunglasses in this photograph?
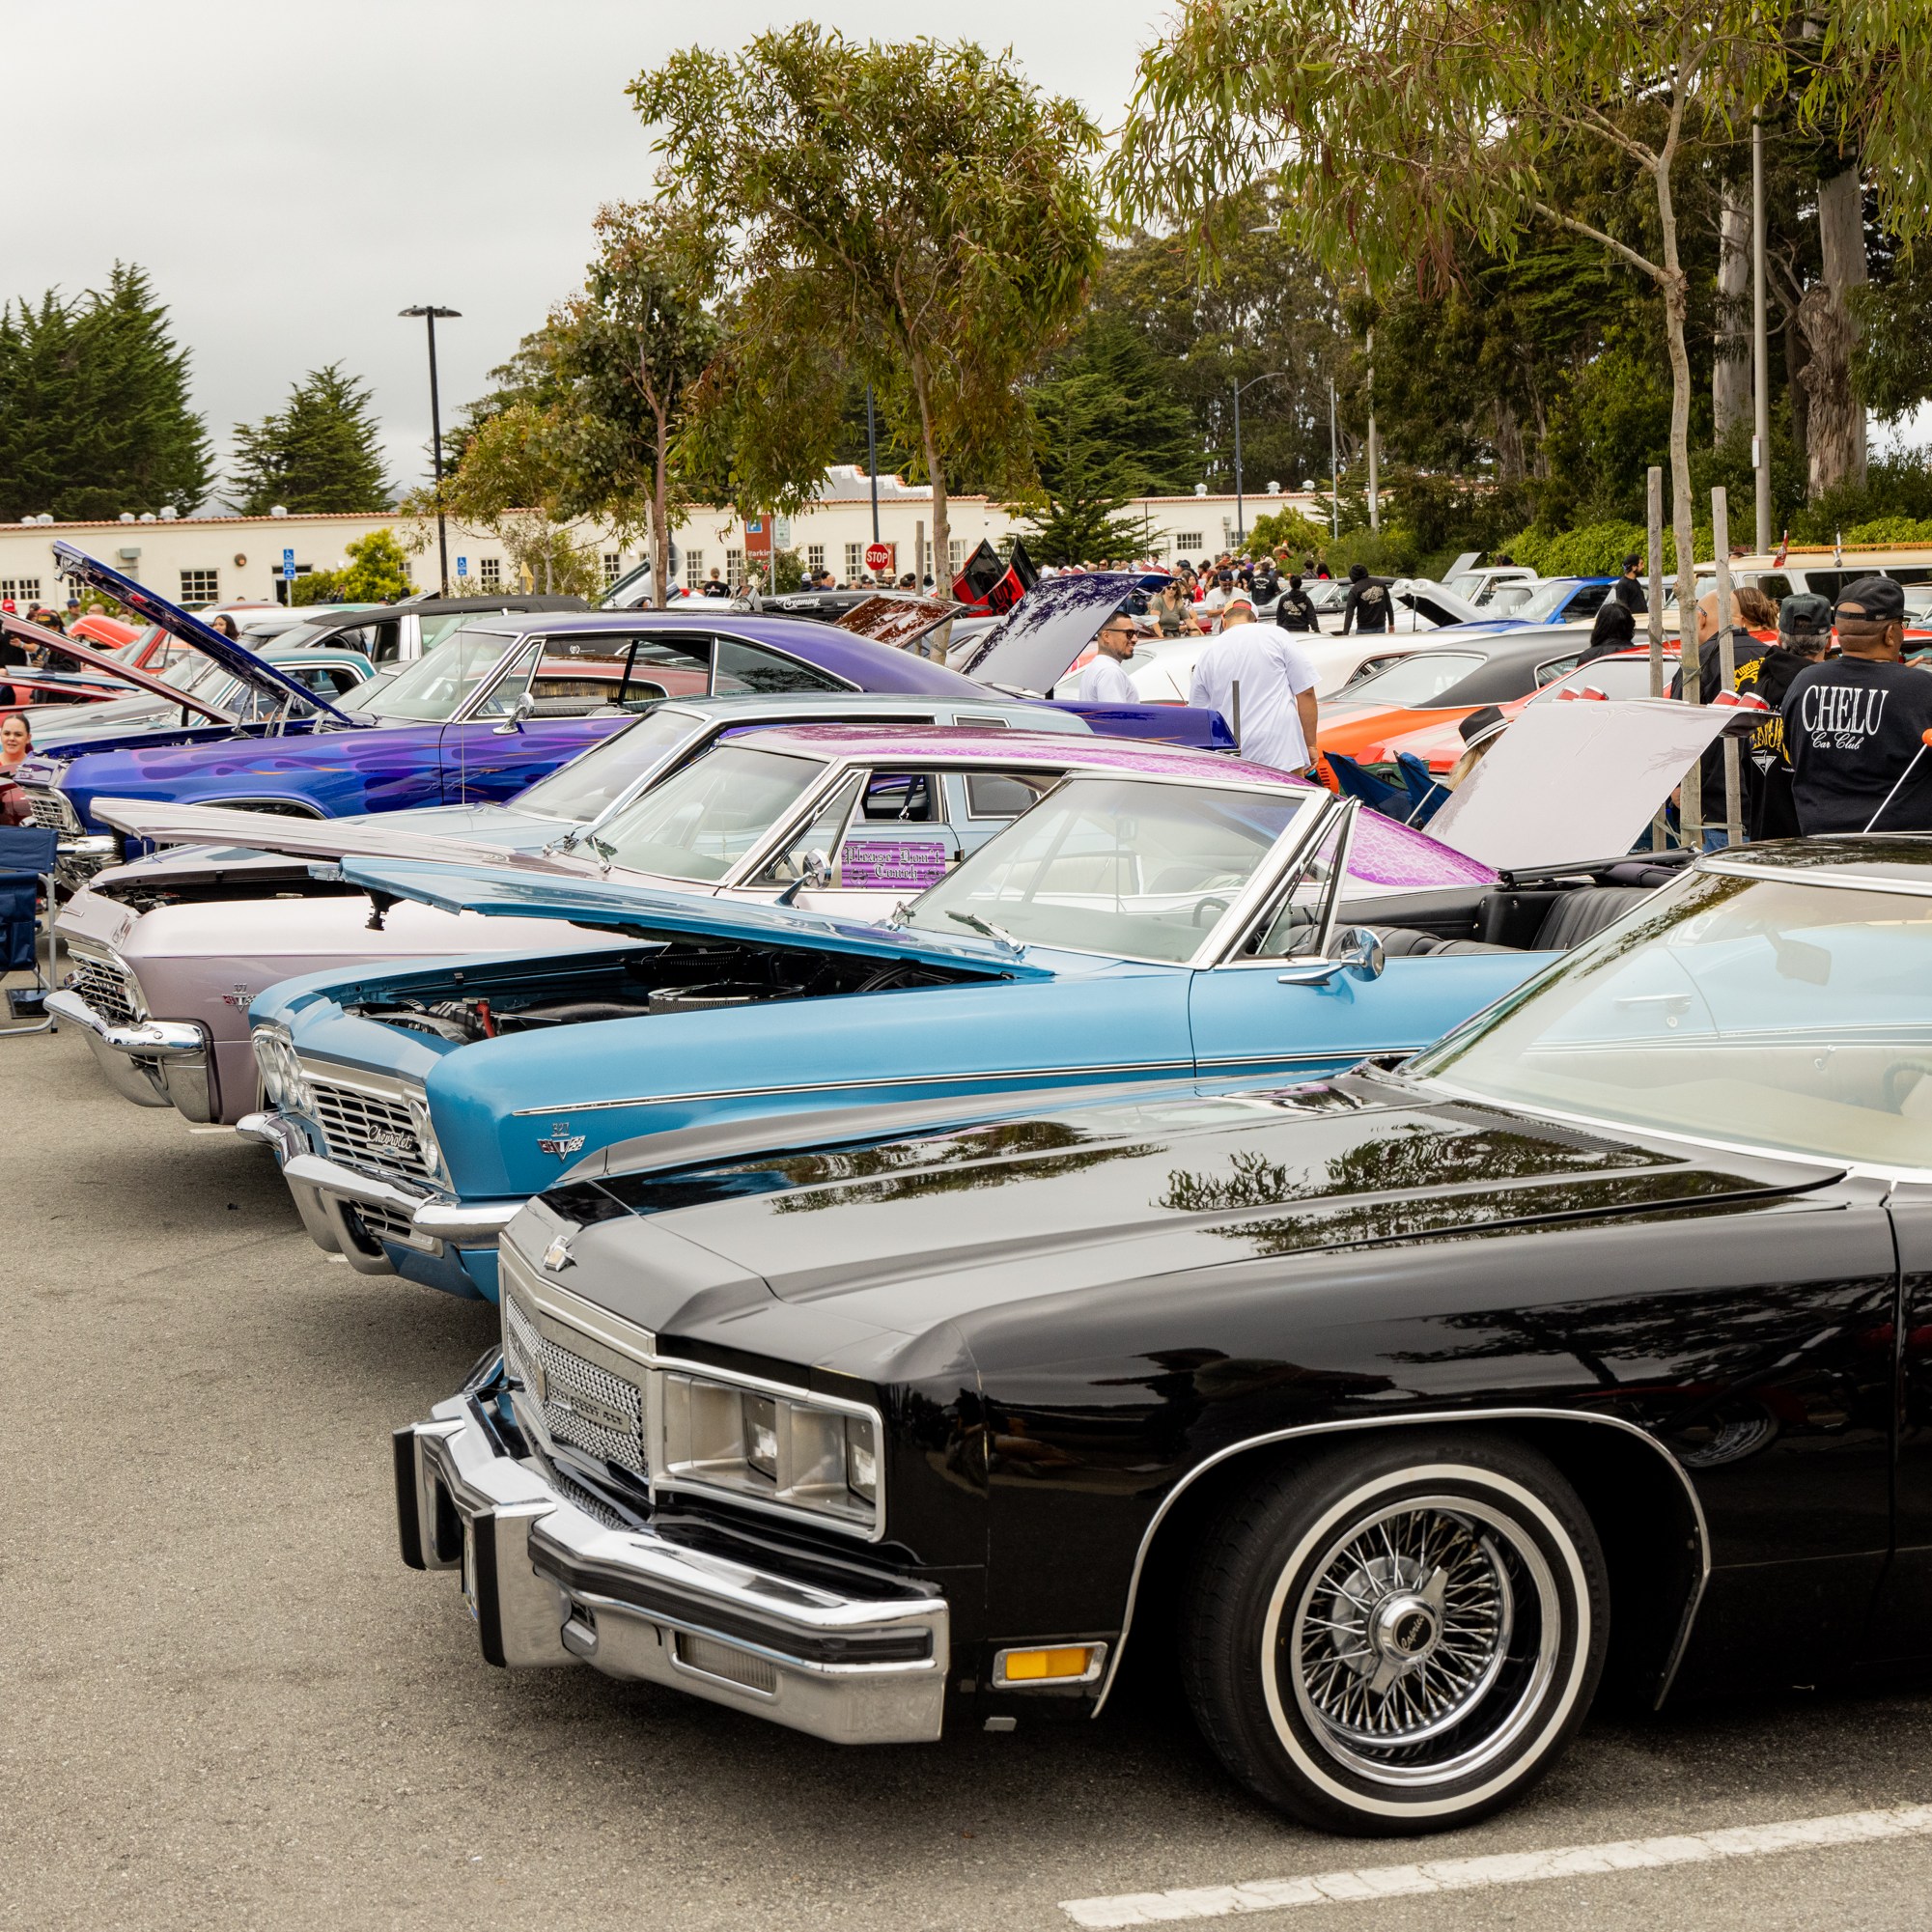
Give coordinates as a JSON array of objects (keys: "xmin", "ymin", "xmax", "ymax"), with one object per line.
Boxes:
[{"xmin": 1077, "ymin": 609, "xmax": 1143, "ymax": 703}]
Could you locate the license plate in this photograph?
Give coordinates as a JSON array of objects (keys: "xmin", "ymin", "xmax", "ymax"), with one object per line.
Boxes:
[{"xmin": 460, "ymin": 1520, "xmax": 479, "ymax": 1621}]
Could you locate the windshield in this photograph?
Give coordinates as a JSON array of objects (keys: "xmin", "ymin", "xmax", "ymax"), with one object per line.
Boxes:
[
  {"xmin": 1528, "ymin": 656, "xmax": 1655, "ymax": 702},
  {"xmin": 1507, "ymin": 579, "xmax": 1595, "ymax": 624},
  {"xmin": 1337, "ymin": 652, "xmax": 1485, "ymax": 708},
  {"xmin": 1409, "ymin": 870, "xmax": 1932, "ymax": 1168},
  {"xmin": 587, "ymin": 742, "xmax": 827, "ymax": 882},
  {"xmin": 513, "ymin": 708, "xmax": 702, "ymax": 823},
  {"xmin": 906, "ymin": 775, "xmax": 1309, "ymax": 963},
  {"xmin": 356, "ymin": 629, "xmax": 523, "ymax": 721}
]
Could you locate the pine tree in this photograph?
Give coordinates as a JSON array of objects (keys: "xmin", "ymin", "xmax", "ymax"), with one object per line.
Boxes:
[
  {"xmin": 226, "ymin": 364, "xmax": 391, "ymax": 515},
  {"xmin": 0, "ymin": 263, "xmax": 212, "ymax": 520}
]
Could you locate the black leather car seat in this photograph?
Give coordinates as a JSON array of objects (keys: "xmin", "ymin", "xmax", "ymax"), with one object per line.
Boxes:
[{"xmin": 1372, "ymin": 883, "xmax": 1658, "ymax": 958}]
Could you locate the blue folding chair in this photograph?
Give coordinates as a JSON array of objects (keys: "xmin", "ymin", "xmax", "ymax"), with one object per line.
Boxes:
[
  {"xmin": 0, "ymin": 824, "xmax": 61, "ymax": 1034},
  {"xmin": 1394, "ymin": 751, "xmax": 1451, "ymax": 829},
  {"xmin": 1326, "ymin": 752, "xmax": 1409, "ymax": 818}
]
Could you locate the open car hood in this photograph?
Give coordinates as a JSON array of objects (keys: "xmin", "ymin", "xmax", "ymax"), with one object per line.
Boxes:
[
  {"xmin": 1427, "ymin": 698, "xmax": 1734, "ymax": 869},
  {"xmin": 954, "ymin": 572, "xmax": 1168, "ymax": 694},
  {"xmin": 329, "ymin": 855, "xmax": 1058, "ymax": 979},
  {"xmin": 0, "ymin": 613, "xmax": 239, "ymax": 722},
  {"xmin": 89, "ymin": 798, "xmax": 545, "ymax": 869},
  {"xmin": 52, "ymin": 544, "xmax": 355, "ymax": 723},
  {"xmin": 832, "ymin": 593, "xmax": 959, "ymax": 650}
]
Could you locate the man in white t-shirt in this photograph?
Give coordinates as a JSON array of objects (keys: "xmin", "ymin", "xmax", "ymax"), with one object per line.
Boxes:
[
  {"xmin": 1189, "ymin": 602, "xmax": 1320, "ymax": 772},
  {"xmin": 1077, "ymin": 611, "xmax": 1141, "ymax": 703}
]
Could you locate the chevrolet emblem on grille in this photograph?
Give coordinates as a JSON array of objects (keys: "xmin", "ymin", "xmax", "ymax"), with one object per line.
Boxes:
[{"xmin": 365, "ymin": 1128, "xmax": 418, "ymax": 1157}]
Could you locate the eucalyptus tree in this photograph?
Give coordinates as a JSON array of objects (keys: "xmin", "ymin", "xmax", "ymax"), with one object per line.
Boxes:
[
  {"xmin": 1111, "ymin": 1, "xmax": 1929, "ymax": 620},
  {"xmin": 631, "ymin": 28, "xmax": 1102, "ymax": 590}
]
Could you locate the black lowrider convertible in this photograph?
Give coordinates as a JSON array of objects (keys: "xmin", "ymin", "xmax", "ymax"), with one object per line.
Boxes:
[{"xmin": 397, "ymin": 838, "xmax": 1932, "ymax": 1834}]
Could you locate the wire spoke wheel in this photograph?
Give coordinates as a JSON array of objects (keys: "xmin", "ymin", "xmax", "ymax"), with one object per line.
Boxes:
[{"xmin": 1277, "ymin": 1491, "xmax": 1561, "ymax": 1789}]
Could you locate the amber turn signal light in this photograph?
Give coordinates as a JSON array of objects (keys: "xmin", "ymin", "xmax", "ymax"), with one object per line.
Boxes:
[{"xmin": 993, "ymin": 1643, "xmax": 1104, "ymax": 1686}]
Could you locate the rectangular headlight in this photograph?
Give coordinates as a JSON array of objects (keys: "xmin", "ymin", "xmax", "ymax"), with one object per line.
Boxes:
[{"xmin": 661, "ymin": 1371, "xmax": 881, "ymax": 1531}]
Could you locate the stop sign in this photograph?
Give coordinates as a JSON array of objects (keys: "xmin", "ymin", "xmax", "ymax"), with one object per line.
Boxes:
[{"xmin": 864, "ymin": 542, "xmax": 892, "ymax": 574}]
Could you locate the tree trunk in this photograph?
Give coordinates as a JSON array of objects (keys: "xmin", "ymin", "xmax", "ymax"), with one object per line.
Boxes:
[
  {"xmin": 1493, "ymin": 400, "xmax": 1525, "ymax": 483},
  {"xmin": 1802, "ymin": 164, "xmax": 1869, "ymax": 498},
  {"xmin": 652, "ymin": 402, "xmax": 671, "ymax": 610},
  {"xmin": 1713, "ymin": 182, "xmax": 1751, "ymax": 441}
]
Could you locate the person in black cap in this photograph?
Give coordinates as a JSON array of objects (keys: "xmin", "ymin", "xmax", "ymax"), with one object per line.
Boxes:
[
  {"xmin": 1610, "ymin": 552, "xmax": 1648, "ymax": 615},
  {"xmin": 1580, "ymin": 600, "xmax": 1637, "ymax": 662},
  {"xmin": 1735, "ymin": 593, "xmax": 1834, "ymax": 839},
  {"xmin": 1446, "ymin": 703, "xmax": 1507, "ymax": 789},
  {"xmin": 1779, "ymin": 575, "xmax": 1932, "ymax": 834}
]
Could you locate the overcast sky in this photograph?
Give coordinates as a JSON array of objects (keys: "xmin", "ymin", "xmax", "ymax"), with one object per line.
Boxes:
[{"xmin": 9, "ymin": 1, "xmax": 1163, "ymax": 509}]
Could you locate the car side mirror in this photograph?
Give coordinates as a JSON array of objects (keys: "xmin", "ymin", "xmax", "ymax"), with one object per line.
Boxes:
[
  {"xmin": 800, "ymin": 848, "xmax": 832, "ymax": 889},
  {"xmin": 1276, "ymin": 926, "xmax": 1386, "ymax": 987},
  {"xmin": 491, "ymin": 692, "xmax": 536, "ymax": 736}
]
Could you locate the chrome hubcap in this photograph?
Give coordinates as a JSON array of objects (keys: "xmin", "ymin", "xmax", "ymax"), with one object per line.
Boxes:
[{"xmin": 1277, "ymin": 1493, "xmax": 1564, "ymax": 1784}]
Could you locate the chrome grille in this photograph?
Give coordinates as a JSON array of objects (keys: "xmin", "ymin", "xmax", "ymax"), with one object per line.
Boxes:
[
  {"xmin": 503, "ymin": 1287, "xmax": 650, "ymax": 1481},
  {"xmin": 67, "ymin": 949, "xmax": 140, "ymax": 1026},
  {"xmin": 303, "ymin": 1070, "xmax": 437, "ymax": 1183},
  {"xmin": 348, "ymin": 1200, "xmax": 436, "ymax": 1253},
  {"xmin": 23, "ymin": 786, "xmax": 77, "ymax": 834}
]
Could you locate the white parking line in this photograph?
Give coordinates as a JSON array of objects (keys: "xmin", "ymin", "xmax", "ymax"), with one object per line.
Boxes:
[{"xmin": 1058, "ymin": 1803, "xmax": 1932, "ymax": 1927}]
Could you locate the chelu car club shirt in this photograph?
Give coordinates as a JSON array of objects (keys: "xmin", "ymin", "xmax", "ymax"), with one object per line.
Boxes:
[{"xmin": 1779, "ymin": 657, "xmax": 1932, "ymax": 834}]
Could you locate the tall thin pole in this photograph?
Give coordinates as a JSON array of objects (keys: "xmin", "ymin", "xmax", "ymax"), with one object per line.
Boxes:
[
  {"xmin": 1712, "ymin": 488, "xmax": 1745, "ymax": 847},
  {"xmin": 865, "ymin": 384, "xmax": 880, "ymax": 546},
  {"xmin": 1647, "ymin": 465, "xmax": 1666, "ymax": 852},
  {"xmin": 1232, "ymin": 378, "xmax": 1246, "ymax": 546},
  {"xmin": 1751, "ymin": 117, "xmax": 1772, "ymax": 556},
  {"xmin": 1328, "ymin": 379, "xmax": 1339, "ymax": 540},
  {"xmin": 1366, "ymin": 328, "xmax": 1380, "ymax": 533},
  {"xmin": 426, "ymin": 312, "xmax": 449, "ymax": 596}
]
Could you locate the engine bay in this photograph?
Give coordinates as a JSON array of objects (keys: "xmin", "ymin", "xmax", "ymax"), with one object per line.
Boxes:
[
  {"xmin": 90, "ymin": 866, "xmax": 367, "ymax": 914},
  {"xmin": 348, "ymin": 938, "xmax": 973, "ymax": 1044}
]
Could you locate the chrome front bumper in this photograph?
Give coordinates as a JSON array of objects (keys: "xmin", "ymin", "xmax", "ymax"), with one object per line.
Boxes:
[
  {"xmin": 238, "ymin": 1109, "xmax": 519, "ymax": 1277},
  {"xmin": 397, "ymin": 1371, "xmax": 949, "ymax": 1746},
  {"xmin": 47, "ymin": 989, "xmax": 212, "ymax": 1118}
]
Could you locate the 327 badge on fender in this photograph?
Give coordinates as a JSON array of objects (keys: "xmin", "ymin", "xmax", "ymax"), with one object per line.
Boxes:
[{"xmin": 537, "ymin": 1121, "xmax": 586, "ymax": 1160}]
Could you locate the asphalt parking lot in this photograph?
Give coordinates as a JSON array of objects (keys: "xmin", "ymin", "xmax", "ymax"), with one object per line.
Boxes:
[{"xmin": 11, "ymin": 1022, "xmax": 1932, "ymax": 1931}]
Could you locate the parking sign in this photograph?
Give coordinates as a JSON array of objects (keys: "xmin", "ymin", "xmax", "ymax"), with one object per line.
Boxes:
[
  {"xmin": 457, "ymin": 557, "xmax": 468, "ymax": 578},
  {"xmin": 282, "ymin": 547, "xmax": 294, "ymax": 580}
]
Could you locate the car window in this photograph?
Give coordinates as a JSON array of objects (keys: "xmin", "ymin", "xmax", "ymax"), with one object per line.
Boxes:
[
  {"xmin": 1507, "ymin": 580, "xmax": 1595, "ymax": 624},
  {"xmin": 590, "ymin": 742, "xmax": 829, "ymax": 882},
  {"xmin": 906, "ymin": 776, "xmax": 1311, "ymax": 963},
  {"xmin": 512, "ymin": 709, "xmax": 707, "ymax": 823},
  {"xmin": 747, "ymin": 772, "xmax": 865, "ymax": 885},
  {"xmin": 1240, "ymin": 808, "xmax": 1349, "ymax": 960},
  {"xmin": 713, "ymin": 637, "xmax": 845, "ymax": 695},
  {"xmin": 1413, "ymin": 871, "xmax": 1932, "ymax": 1168},
  {"xmin": 358, "ymin": 630, "xmax": 527, "ymax": 721},
  {"xmin": 1529, "ymin": 656, "xmax": 1655, "ymax": 702},
  {"xmin": 1340, "ymin": 652, "xmax": 1486, "ymax": 707},
  {"xmin": 419, "ymin": 611, "xmax": 488, "ymax": 653},
  {"xmin": 1533, "ymin": 652, "xmax": 1583, "ymax": 686},
  {"xmin": 1566, "ymin": 584, "xmax": 1611, "ymax": 619},
  {"xmin": 965, "ymin": 770, "xmax": 1057, "ymax": 818},
  {"xmin": 1754, "ymin": 574, "xmax": 1795, "ymax": 604},
  {"xmin": 861, "ymin": 771, "xmax": 938, "ymax": 822}
]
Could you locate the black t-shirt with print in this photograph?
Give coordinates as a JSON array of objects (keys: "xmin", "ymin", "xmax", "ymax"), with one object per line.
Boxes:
[{"xmin": 1780, "ymin": 657, "xmax": 1932, "ymax": 834}]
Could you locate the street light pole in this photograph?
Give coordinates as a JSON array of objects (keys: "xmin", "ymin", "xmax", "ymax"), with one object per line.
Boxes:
[
  {"xmin": 1329, "ymin": 379, "xmax": 1340, "ymax": 540},
  {"xmin": 401, "ymin": 304, "xmax": 461, "ymax": 595},
  {"xmin": 1230, "ymin": 370, "xmax": 1289, "ymax": 549},
  {"xmin": 865, "ymin": 384, "xmax": 881, "ymax": 546}
]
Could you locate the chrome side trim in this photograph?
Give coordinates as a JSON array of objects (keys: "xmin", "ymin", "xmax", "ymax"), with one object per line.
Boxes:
[
  {"xmin": 283, "ymin": 1152, "xmax": 434, "ymax": 1217},
  {"xmin": 1701, "ymin": 855, "xmax": 1932, "ymax": 898},
  {"xmin": 511, "ymin": 1058, "xmax": 1203, "ymax": 1117},
  {"xmin": 1089, "ymin": 1406, "xmax": 1710, "ymax": 1720},
  {"xmin": 412, "ymin": 1199, "xmax": 522, "ymax": 1246}
]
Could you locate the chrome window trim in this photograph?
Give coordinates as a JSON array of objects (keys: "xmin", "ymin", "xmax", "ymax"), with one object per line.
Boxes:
[
  {"xmin": 501, "ymin": 1243, "xmax": 889, "ymax": 1543},
  {"xmin": 704, "ymin": 628, "xmax": 859, "ymax": 694},
  {"xmin": 1092, "ymin": 1407, "xmax": 1711, "ymax": 1720},
  {"xmin": 1701, "ymin": 855, "xmax": 1932, "ymax": 900}
]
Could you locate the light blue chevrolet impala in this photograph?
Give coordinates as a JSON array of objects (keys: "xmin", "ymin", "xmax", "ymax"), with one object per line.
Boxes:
[{"xmin": 242, "ymin": 731, "xmax": 1576, "ymax": 1301}]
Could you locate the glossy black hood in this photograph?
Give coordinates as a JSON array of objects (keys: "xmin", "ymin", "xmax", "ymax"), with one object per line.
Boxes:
[{"xmin": 533, "ymin": 1075, "xmax": 1834, "ymax": 1376}]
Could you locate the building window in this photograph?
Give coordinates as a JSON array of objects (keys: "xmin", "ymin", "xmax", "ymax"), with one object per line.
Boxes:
[
  {"xmin": 806, "ymin": 544, "xmax": 826, "ymax": 573},
  {"xmin": 844, "ymin": 543, "xmax": 865, "ymax": 579},
  {"xmin": 602, "ymin": 551, "xmax": 622, "ymax": 586},
  {"xmin": 684, "ymin": 549, "xmax": 705, "ymax": 588},
  {"xmin": 179, "ymin": 569, "xmax": 220, "ymax": 605},
  {"xmin": 1173, "ymin": 531, "xmax": 1204, "ymax": 554},
  {"xmin": 479, "ymin": 557, "xmax": 502, "ymax": 591},
  {"xmin": 726, "ymin": 547, "xmax": 744, "ymax": 583},
  {"xmin": 0, "ymin": 575, "xmax": 42, "ymax": 607},
  {"xmin": 947, "ymin": 539, "xmax": 965, "ymax": 573}
]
